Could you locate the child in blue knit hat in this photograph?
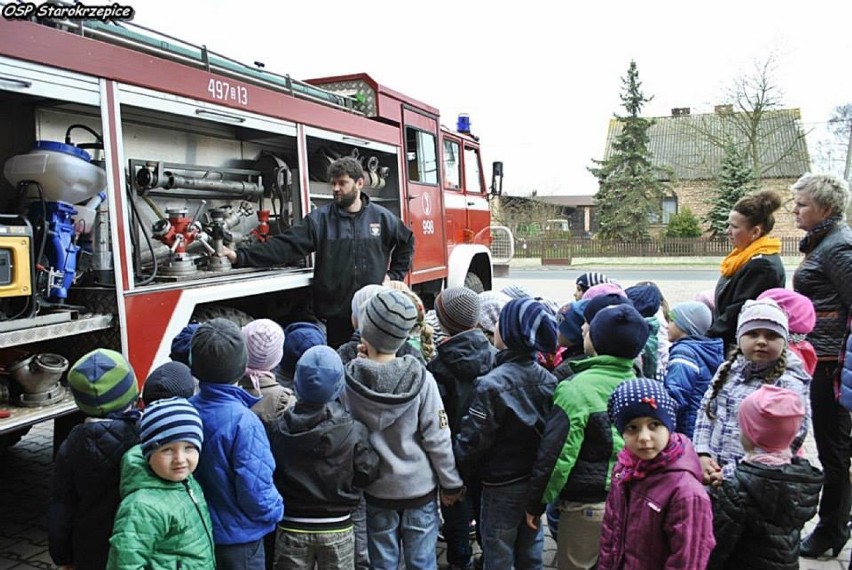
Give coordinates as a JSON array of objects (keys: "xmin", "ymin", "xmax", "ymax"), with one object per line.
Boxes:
[
  {"xmin": 524, "ymin": 304, "xmax": 650, "ymax": 570},
  {"xmin": 454, "ymin": 298, "xmax": 558, "ymax": 569},
  {"xmin": 49, "ymin": 349, "xmax": 141, "ymax": 570},
  {"xmin": 107, "ymin": 397, "xmax": 214, "ymax": 569},
  {"xmin": 269, "ymin": 346, "xmax": 379, "ymax": 569}
]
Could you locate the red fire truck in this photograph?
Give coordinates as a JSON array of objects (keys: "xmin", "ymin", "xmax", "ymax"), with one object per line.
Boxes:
[{"xmin": 0, "ymin": 14, "xmax": 506, "ymax": 447}]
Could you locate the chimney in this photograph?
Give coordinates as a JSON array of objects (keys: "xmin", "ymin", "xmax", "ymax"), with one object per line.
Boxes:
[
  {"xmin": 671, "ymin": 107, "xmax": 690, "ymax": 116},
  {"xmin": 715, "ymin": 104, "xmax": 734, "ymax": 115}
]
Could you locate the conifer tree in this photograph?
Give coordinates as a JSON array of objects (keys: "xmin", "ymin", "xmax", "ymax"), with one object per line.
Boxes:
[
  {"xmin": 705, "ymin": 142, "xmax": 756, "ymax": 236},
  {"xmin": 588, "ymin": 61, "xmax": 668, "ymax": 240}
]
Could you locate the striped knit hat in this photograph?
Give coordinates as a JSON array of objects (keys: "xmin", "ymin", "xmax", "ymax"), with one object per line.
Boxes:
[
  {"xmin": 498, "ymin": 298, "xmax": 558, "ymax": 354},
  {"xmin": 576, "ymin": 272, "xmax": 609, "ymax": 293},
  {"xmin": 67, "ymin": 349, "xmax": 138, "ymax": 417},
  {"xmin": 436, "ymin": 287, "xmax": 481, "ymax": 335},
  {"xmin": 242, "ymin": 319, "xmax": 285, "ymax": 372},
  {"xmin": 139, "ymin": 397, "xmax": 203, "ymax": 458},
  {"xmin": 360, "ymin": 289, "xmax": 418, "ymax": 354},
  {"xmin": 478, "ymin": 290, "xmax": 511, "ymax": 335}
]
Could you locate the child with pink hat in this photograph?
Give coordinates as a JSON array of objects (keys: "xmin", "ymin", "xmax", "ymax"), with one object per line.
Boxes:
[
  {"xmin": 708, "ymin": 385, "xmax": 823, "ymax": 567},
  {"xmin": 756, "ymin": 288, "xmax": 817, "ymax": 375}
]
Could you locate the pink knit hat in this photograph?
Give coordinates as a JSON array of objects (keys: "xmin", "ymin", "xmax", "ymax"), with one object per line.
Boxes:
[
  {"xmin": 242, "ymin": 319, "xmax": 285, "ymax": 372},
  {"xmin": 581, "ymin": 282, "xmax": 626, "ymax": 301},
  {"xmin": 756, "ymin": 288, "xmax": 815, "ymax": 335},
  {"xmin": 738, "ymin": 385, "xmax": 804, "ymax": 452}
]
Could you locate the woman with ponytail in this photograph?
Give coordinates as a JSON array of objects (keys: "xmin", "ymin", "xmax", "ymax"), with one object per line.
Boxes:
[
  {"xmin": 708, "ymin": 190, "xmax": 786, "ymax": 350},
  {"xmin": 693, "ymin": 299, "xmax": 811, "ymax": 487}
]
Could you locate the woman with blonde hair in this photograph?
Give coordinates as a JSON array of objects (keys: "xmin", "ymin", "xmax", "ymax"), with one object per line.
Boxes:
[{"xmin": 791, "ymin": 173, "xmax": 852, "ymax": 559}]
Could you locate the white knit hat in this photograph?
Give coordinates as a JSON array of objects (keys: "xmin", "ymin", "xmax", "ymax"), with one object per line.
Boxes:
[{"xmin": 242, "ymin": 319, "xmax": 285, "ymax": 372}]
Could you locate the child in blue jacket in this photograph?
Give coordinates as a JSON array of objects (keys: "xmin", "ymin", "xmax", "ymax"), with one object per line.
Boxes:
[
  {"xmin": 189, "ymin": 318, "xmax": 284, "ymax": 570},
  {"xmin": 663, "ymin": 301, "xmax": 725, "ymax": 438}
]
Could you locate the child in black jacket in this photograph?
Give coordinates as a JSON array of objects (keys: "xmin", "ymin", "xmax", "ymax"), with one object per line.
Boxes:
[
  {"xmin": 49, "ymin": 349, "xmax": 141, "ymax": 570},
  {"xmin": 709, "ymin": 385, "xmax": 823, "ymax": 569},
  {"xmin": 428, "ymin": 287, "xmax": 497, "ymax": 570},
  {"xmin": 269, "ymin": 345, "xmax": 379, "ymax": 569}
]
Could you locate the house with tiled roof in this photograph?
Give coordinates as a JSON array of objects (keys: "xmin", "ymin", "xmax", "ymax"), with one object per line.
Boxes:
[{"xmin": 601, "ymin": 106, "xmax": 810, "ymax": 236}]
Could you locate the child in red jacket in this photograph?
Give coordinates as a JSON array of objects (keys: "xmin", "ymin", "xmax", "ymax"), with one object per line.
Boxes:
[{"xmin": 597, "ymin": 379, "xmax": 715, "ymax": 570}]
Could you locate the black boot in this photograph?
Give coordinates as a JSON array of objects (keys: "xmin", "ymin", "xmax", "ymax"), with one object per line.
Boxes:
[{"xmin": 800, "ymin": 531, "xmax": 847, "ymax": 558}]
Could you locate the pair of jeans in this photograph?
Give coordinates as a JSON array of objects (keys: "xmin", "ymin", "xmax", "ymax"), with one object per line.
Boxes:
[
  {"xmin": 352, "ymin": 495, "xmax": 370, "ymax": 569},
  {"xmin": 480, "ymin": 480, "xmax": 543, "ymax": 570},
  {"xmin": 215, "ymin": 539, "xmax": 265, "ymax": 570},
  {"xmin": 273, "ymin": 526, "xmax": 354, "ymax": 569},
  {"xmin": 366, "ymin": 500, "xmax": 439, "ymax": 570},
  {"xmin": 810, "ymin": 362, "xmax": 852, "ymax": 544},
  {"xmin": 441, "ymin": 493, "xmax": 475, "ymax": 567}
]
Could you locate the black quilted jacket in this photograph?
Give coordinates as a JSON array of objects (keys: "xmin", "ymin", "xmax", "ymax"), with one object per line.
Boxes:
[
  {"xmin": 48, "ymin": 412, "xmax": 139, "ymax": 569},
  {"xmin": 708, "ymin": 457, "xmax": 823, "ymax": 570},
  {"xmin": 794, "ymin": 223, "xmax": 852, "ymax": 359}
]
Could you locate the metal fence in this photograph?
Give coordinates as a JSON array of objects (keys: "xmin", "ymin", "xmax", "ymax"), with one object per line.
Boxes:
[{"xmin": 514, "ymin": 236, "xmax": 802, "ymax": 260}]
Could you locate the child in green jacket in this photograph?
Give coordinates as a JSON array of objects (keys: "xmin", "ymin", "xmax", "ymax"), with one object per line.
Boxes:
[{"xmin": 107, "ymin": 397, "xmax": 214, "ymax": 569}]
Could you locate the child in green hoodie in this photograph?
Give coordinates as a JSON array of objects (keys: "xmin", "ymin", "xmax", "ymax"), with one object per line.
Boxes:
[{"xmin": 107, "ymin": 397, "xmax": 214, "ymax": 569}]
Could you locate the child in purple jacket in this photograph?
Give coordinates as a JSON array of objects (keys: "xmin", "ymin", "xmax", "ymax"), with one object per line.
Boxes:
[{"xmin": 597, "ymin": 379, "xmax": 715, "ymax": 570}]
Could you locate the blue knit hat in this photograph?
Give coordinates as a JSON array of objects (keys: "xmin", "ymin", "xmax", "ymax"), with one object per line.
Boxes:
[
  {"xmin": 501, "ymin": 284, "xmax": 533, "ymax": 300},
  {"xmin": 608, "ymin": 378, "xmax": 678, "ymax": 434},
  {"xmin": 294, "ymin": 346, "xmax": 345, "ymax": 404},
  {"xmin": 281, "ymin": 322, "xmax": 327, "ymax": 375},
  {"xmin": 139, "ymin": 397, "xmax": 203, "ymax": 458},
  {"xmin": 67, "ymin": 349, "xmax": 138, "ymax": 417},
  {"xmin": 583, "ymin": 293, "xmax": 633, "ymax": 324},
  {"xmin": 557, "ymin": 300, "xmax": 589, "ymax": 346},
  {"xmin": 625, "ymin": 283, "xmax": 663, "ymax": 318},
  {"xmin": 498, "ymin": 298, "xmax": 558, "ymax": 354},
  {"xmin": 589, "ymin": 305, "xmax": 649, "ymax": 359},
  {"xmin": 169, "ymin": 323, "xmax": 199, "ymax": 365},
  {"xmin": 142, "ymin": 361, "xmax": 195, "ymax": 405}
]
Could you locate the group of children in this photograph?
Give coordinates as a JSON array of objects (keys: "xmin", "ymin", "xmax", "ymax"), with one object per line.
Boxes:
[{"xmin": 47, "ymin": 271, "xmax": 826, "ymax": 570}]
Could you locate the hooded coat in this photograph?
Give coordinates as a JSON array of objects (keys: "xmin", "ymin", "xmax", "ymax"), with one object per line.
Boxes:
[
  {"xmin": 345, "ymin": 354, "xmax": 462, "ymax": 508},
  {"xmin": 597, "ymin": 436, "xmax": 715, "ymax": 570},
  {"xmin": 268, "ymin": 399, "xmax": 379, "ymax": 526},
  {"xmin": 107, "ymin": 446, "xmax": 214, "ymax": 569},
  {"xmin": 663, "ymin": 335, "xmax": 726, "ymax": 438},
  {"xmin": 708, "ymin": 457, "xmax": 823, "ymax": 569},
  {"xmin": 427, "ymin": 328, "xmax": 497, "ymax": 434}
]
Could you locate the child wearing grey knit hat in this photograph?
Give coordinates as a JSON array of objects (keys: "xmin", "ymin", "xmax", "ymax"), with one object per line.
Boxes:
[
  {"xmin": 663, "ymin": 301, "xmax": 725, "ymax": 439},
  {"xmin": 345, "ymin": 289, "xmax": 464, "ymax": 569}
]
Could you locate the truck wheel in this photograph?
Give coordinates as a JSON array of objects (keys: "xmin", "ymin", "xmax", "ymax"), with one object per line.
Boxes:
[
  {"xmin": 191, "ymin": 306, "xmax": 254, "ymax": 327},
  {"xmin": 464, "ymin": 272, "xmax": 485, "ymax": 294}
]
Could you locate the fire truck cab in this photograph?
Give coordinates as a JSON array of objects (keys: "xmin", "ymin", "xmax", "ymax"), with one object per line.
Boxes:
[{"xmin": 0, "ymin": 15, "xmax": 505, "ymax": 446}]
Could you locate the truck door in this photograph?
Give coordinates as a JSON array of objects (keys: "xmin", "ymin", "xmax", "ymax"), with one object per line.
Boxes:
[
  {"xmin": 404, "ymin": 109, "xmax": 447, "ymax": 280},
  {"xmin": 463, "ymin": 144, "xmax": 490, "ymax": 244},
  {"xmin": 441, "ymin": 135, "xmax": 466, "ymax": 248}
]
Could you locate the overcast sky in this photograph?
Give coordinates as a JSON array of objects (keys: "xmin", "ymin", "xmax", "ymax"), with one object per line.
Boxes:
[{"xmin": 129, "ymin": 0, "xmax": 852, "ymax": 196}]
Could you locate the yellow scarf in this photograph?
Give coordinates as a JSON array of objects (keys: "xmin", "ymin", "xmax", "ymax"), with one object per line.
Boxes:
[{"xmin": 719, "ymin": 235, "xmax": 782, "ymax": 277}]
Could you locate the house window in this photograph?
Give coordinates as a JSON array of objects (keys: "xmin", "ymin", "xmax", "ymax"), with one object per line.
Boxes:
[
  {"xmin": 406, "ymin": 127, "xmax": 438, "ymax": 184},
  {"xmin": 662, "ymin": 196, "xmax": 678, "ymax": 224}
]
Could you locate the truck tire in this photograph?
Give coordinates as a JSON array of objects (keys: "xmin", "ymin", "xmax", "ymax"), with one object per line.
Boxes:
[
  {"xmin": 191, "ymin": 306, "xmax": 254, "ymax": 327},
  {"xmin": 464, "ymin": 272, "xmax": 485, "ymax": 294}
]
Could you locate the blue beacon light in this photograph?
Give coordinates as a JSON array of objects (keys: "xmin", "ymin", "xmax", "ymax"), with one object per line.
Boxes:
[{"xmin": 457, "ymin": 113, "xmax": 471, "ymax": 134}]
